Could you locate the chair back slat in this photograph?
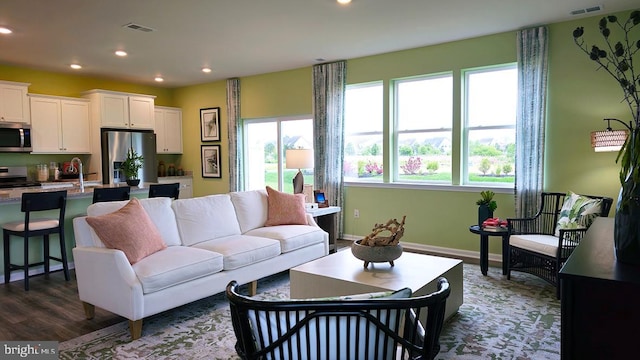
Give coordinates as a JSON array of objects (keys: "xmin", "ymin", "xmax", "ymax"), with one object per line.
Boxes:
[
  {"xmin": 226, "ymin": 277, "xmax": 450, "ymax": 360},
  {"xmin": 21, "ymin": 190, "xmax": 67, "ymax": 213},
  {"xmin": 148, "ymin": 183, "xmax": 180, "ymax": 199},
  {"xmin": 92, "ymin": 187, "xmax": 131, "ymax": 203}
]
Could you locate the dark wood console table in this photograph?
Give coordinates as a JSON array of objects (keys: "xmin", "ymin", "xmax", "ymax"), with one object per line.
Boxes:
[{"xmin": 559, "ymin": 217, "xmax": 640, "ymax": 359}]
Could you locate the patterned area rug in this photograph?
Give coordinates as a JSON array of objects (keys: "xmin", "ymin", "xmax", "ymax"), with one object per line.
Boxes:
[{"xmin": 59, "ymin": 263, "xmax": 560, "ymax": 359}]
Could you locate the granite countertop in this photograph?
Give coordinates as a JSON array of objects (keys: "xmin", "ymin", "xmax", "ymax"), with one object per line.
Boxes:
[{"xmin": 0, "ymin": 182, "xmax": 151, "ymax": 204}]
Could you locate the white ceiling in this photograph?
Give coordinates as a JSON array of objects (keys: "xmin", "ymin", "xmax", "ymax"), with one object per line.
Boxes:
[{"xmin": 0, "ymin": 0, "xmax": 637, "ymax": 88}]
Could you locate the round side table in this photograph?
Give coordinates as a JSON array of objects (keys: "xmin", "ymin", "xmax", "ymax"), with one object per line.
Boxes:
[{"xmin": 468, "ymin": 225, "xmax": 509, "ymax": 276}]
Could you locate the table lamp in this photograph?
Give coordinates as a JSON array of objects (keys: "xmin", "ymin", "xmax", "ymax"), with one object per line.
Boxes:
[{"xmin": 285, "ymin": 149, "xmax": 314, "ymax": 194}]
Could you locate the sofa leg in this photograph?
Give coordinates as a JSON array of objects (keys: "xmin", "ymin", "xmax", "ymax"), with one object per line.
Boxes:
[
  {"xmin": 82, "ymin": 302, "xmax": 95, "ymax": 320},
  {"xmin": 129, "ymin": 319, "xmax": 143, "ymax": 340},
  {"xmin": 249, "ymin": 280, "xmax": 257, "ymax": 296}
]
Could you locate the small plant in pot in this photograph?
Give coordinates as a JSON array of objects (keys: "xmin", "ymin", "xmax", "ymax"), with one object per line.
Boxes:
[
  {"xmin": 476, "ymin": 190, "xmax": 497, "ymax": 226},
  {"xmin": 121, "ymin": 147, "xmax": 144, "ymax": 186}
]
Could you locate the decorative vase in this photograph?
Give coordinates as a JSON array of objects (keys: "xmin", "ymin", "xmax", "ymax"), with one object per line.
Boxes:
[
  {"xmin": 351, "ymin": 239, "xmax": 403, "ymax": 268},
  {"xmin": 478, "ymin": 204, "xmax": 493, "ymax": 226},
  {"xmin": 614, "ymin": 178, "xmax": 640, "ymax": 265},
  {"xmin": 126, "ymin": 179, "xmax": 141, "ymax": 186}
]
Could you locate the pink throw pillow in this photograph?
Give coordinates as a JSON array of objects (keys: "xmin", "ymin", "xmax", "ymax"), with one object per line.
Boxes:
[
  {"xmin": 86, "ymin": 197, "xmax": 167, "ymax": 264},
  {"xmin": 264, "ymin": 186, "xmax": 307, "ymax": 226}
]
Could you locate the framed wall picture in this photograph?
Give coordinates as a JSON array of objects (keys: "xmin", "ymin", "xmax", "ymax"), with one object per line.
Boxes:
[
  {"xmin": 200, "ymin": 107, "xmax": 220, "ymax": 141},
  {"xmin": 201, "ymin": 145, "xmax": 222, "ymax": 178}
]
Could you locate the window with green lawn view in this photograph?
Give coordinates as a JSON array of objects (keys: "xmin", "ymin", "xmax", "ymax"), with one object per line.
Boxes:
[
  {"xmin": 344, "ymin": 63, "xmax": 516, "ymax": 187},
  {"xmin": 463, "ymin": 65, "xmax": 516, "ymax": 185},
  {"xmin": 243, "ymin": 117, "xmax": 314, "ymax": 193}
]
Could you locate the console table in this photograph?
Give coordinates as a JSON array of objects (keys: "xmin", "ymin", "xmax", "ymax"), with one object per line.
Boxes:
[
  {"xmin": 559, "ymin": 217, "xmax": 640, "ymax": 359},
  {"xmin": 306, "ymin": 206, "xmax": 341, "ymax": 253}
]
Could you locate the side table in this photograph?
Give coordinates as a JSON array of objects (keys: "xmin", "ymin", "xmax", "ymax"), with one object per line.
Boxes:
[
  {"xmin": 306, "ymin": 206, "xmax": 341, "ymax": 253},
  {"xmin": 468, "ymin": 225, "xmax": 509, "ymax": 276}
]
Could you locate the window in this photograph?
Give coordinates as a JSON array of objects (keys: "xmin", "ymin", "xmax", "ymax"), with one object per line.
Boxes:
[
  {"xmin": 463, "ymin": 65, "xmax": 517, "ymax": 185},
  {"xmin": 243, "ymin": 117, "xmax": 314, "ymax": 192},
  {"xmin": 395, "ymin": 74, "xmax": 453, "ymax": 183},
  {"xmin": 343, "ymin": 82, "xmax": 384, "ymax": 182}
]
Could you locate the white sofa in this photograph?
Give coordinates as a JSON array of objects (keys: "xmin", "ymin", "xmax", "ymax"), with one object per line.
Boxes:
[{"xmin": 72, "ymin": 190, "xmax": 329, "ymax": 340}]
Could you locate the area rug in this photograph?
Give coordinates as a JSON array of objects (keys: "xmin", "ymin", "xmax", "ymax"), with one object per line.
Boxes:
[{"xmin": 59, "ymin": 263, "xmax": 560, "ymax": 359}]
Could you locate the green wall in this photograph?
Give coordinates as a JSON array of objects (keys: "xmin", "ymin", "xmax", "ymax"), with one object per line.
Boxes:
[{"xmin": 0, "ymin": 10, "xmax": 631, "ymax": 260}]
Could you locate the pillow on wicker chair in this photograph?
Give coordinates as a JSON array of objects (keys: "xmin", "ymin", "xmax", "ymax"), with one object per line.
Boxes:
[{"xmin": 555, "ymin": 191, "xmax": 603, "ymax": 236}]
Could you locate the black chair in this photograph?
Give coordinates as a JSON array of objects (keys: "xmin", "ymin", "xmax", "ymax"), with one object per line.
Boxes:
[
  {"xmin": 92, "ymin": 186, "xmax": 131, "ymax": 203},
  {"xmin": 148, "ymin": 183, "xmax": 180, "ymax": 199},
  {"xmin": 2, "ymin": 190, "xmax": 70, "ymax": 291},
  {"xmin": 507, "ymin": 192, "xmax": 613, "ymax": 298},
  {"xmin": 226, "ymin": 278, "xmax": 450, "ymax": 360}
]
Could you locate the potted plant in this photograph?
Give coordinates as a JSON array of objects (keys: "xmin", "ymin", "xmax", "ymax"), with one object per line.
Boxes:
[
  {"xmin": 121, "ymin": 147, "xmax": 144, "ymax": 186},
  {"xmin": 476, "ymin": 190, "xmax": 497, "ymax": 226},
  {"xmin": 573, "ymin": 10, "xmax": 640, "ymax": 264}
]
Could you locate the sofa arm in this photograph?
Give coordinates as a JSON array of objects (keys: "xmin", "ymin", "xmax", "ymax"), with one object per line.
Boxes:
[
  {"xmin": 72, "ymin": 246, "xmax": 145, "ymax": 320},
  {"xmin": 306, "ymin": 213, "xmax": 320, "ymax": 227}
]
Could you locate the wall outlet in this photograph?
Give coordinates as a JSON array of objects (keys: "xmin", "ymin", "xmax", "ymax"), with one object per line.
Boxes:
[{"xmin": 354, "ymin": 209, "xmax": 360, "ymax": 218}]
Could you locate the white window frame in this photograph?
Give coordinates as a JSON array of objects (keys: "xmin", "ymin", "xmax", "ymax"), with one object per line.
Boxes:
[{"xmin": 462, "ymin": 64, "xmax": 517, "ymax": 187}]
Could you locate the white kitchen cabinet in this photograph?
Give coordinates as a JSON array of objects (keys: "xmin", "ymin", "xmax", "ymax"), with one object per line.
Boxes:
[
  {"xmin": 0, "ymin": 80, "xmax": 30, "ymax": 124},
  {"xmin": 29, "ymin": 94, "xmax": 91, "ymax": 153},
  {"xmin": 155, "ymin": 106, "xmax": 183, "ymax": 153},
  {"xmin": 83, "ymin": 89, "xmax": 155, "ymax": 130},
  {"xmin": 158, "ymin": 176, "xmax": 193, "ymax": 199}
]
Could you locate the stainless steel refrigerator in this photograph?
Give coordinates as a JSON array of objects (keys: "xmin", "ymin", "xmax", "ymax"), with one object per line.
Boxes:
[{"xmin": 101, "ymin": 129, "xmax": 157, "ymax": 185}]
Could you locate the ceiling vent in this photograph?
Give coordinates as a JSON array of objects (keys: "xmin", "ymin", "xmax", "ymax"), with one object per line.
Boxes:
[
  {"xmin": 122, "ymin": 23, "xmax": 156, "ymax": 33},
  {"xmin": 570, "ymin": 5, "xmax": 603, "ymax": 16}
]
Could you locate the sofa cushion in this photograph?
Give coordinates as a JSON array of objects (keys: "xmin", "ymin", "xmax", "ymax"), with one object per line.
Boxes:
[
  {"xmin": 230, "ymin": 189, "xmax": 268, "ymax": 233},
  {"xmin": 246, "ymin": 225, "xmax": 326, "ymax": 253},
  {"xmin": 132, "ymin": 246, "xmax": 224, "ymax": 294},
  {"xmin": 86, "ymin": 198, "xmax": 167, "ymax": 264},
  {"xmin": 265, "ymin": 186, "xmax": 307, "ymax": 226},
  {"xmin": 172, "ymin": 194, "xmax": 242, "ymax": 246},
  {"xmin": 87, "ymin": 197, "xmax": 181, "ymax": 246},
  {"xmin": 555, "ymin": 191, "xmax": 603, "ymax": 236},
  {"xmin": 509, "ymin": 234, "xmax": 558, "ymax": 257},
  {"xmin": 192, "ymin": 235, "xmax": 281, "ymax": 270}
]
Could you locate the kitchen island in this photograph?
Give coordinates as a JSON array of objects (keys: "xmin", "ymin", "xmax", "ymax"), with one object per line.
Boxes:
[{"xmin": 0, "ymin": 183, "xmax": 151, "ymax": 284}]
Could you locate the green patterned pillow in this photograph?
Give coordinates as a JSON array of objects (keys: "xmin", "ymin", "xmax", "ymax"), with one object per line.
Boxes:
[{"xmin": 555, "ymin": 191, "xmax": 603, "ymax": 236}]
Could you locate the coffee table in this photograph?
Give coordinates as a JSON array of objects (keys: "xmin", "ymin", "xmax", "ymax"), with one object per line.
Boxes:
[{"xmin": 290, "ymin": 249, "xmax": 463, "ymax": 321}]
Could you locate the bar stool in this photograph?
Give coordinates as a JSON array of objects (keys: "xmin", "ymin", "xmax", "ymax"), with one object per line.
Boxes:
[
  {"xmin": 92, "ymin": 186, "xmax": 130, "ymax": 203},
  {"xmin": 148, "ymin": 183, "xmax": 180, "ymax": 199},
  {"xmin": 2, "ymin": 190, "xmax": 70, "ymax": 291}
]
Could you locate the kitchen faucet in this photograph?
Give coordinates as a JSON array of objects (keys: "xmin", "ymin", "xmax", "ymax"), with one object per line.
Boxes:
[{"xmin": 70, "ymin": 157, "xmax": 84, "ymax": 192}]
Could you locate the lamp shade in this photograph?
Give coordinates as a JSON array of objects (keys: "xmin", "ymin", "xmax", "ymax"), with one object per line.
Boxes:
[
  {"xmin": 591, "ymin": 129, "xmax": 628, "ymax": 152},
  {"xmin": 285, "ymin": 149, "xmax": 314, "ymax": 169}
]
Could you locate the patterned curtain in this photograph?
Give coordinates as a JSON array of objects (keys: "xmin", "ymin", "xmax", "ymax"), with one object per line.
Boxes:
[
  {"xmin": 515, "ymin": 26, "xmax": 549, "ymax": 217},
  {"xmin": 226, "ymin": 78, "xmax": 242, "ymax": 192},
  {"xmin": 312, "ymin": 61, "xmax": 346, "ymax": 237}
]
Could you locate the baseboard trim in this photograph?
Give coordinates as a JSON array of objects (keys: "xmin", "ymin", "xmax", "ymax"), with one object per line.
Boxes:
[
  {"xmin": 6, "ymin": 262, "xmax": 75, "ymax": 283},
  {"xmin": 341, "ymin": 234, "xmax": 503, "ymax": 265}
]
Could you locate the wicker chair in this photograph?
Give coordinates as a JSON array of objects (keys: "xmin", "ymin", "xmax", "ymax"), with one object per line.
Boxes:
[
  {"xmin": 226, "ymin": 278, "xmax": 450, "ymax": 360},
  {"xmin": 507, "ymin": 192, "xmax": 613, "ymax": 298}
]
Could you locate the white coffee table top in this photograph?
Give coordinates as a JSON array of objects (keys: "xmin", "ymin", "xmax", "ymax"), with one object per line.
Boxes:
[{"xmin": 291, "ymin": 249, "xmax": 461, "ymax": 294}]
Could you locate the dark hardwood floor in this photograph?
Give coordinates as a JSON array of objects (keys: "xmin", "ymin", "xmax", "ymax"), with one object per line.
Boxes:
[{"xmin": 0, "ymin": 270, "xmax": 123, "ymax": 341}]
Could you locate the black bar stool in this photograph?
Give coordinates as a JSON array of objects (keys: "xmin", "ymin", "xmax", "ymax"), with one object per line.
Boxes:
[
  {"xmin": 148, "ymin": 183, "xmax": 180, "ymax": 199},
  {"xmin": 92, "ymin": 186, "xmax": 131, "ymax": 203},
  {"xmin": 2, "ymin": 190, "xmax": 70, "ymax": 291}
]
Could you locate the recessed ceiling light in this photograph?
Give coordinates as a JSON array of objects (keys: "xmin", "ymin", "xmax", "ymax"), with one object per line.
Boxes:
[
  {"xmin": 0, "ymin": 27, "xmax": 12, "ymax": 34},
  {"xmin": 115, "ymin": 50, "xmax": 128, "ymax": 57},
  {"xmin": 202, "ymin": 67, "xmax": 212, "ymax": 73},
  {"xmin": 154, "ymin": 76, "xmax": 164, "ymax": 82},
  {"xmin": 337, "ymin": 0, "xmax": 352, "ymax": 4},
  {"xmin": 70, "ymin": 64, "xmax": 82, "ymax": 70}
]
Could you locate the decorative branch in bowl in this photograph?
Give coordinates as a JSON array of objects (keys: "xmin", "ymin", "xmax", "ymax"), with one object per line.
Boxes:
[{"xmin": 352, "ymin": 216, "xmax": 406, "ymax": 267}]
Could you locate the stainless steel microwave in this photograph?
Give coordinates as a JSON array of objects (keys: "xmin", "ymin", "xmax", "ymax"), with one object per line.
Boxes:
[{"xmin": 0, "ymin": 122, "xmax": 32, "ymax": 152}]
